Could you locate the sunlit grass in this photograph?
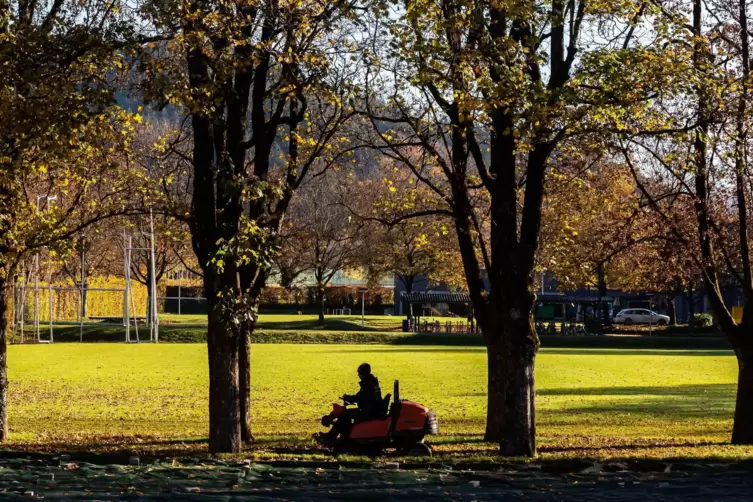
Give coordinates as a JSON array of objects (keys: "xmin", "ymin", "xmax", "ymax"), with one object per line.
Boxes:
[{"xmin": 6, "ymin": 344, "xmax": 752, "ymax": 461}]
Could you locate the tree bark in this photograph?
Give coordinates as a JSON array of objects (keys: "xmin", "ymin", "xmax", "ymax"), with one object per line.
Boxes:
[
  {"xmin": 316, "ymin": 282, "xmax": 325, "ymax": 325},
  {"xmin": 239, "ymin": 318, "xmax": 253, "ymax": 442},
  {"xmin": 399, "ymin": 274, "xmax": 416, "ymax": 318},
  {"xmin": 497, "ymin": 316, "xmax": 537, "ymax": 457},
  {"xmin": 144, "ymin": 262, "xmax": 153, "ymax": 326},
  {"xmin": 0, "ymin": 272, "xmax": 9, "ymax": 440},
  {"xmin": 732, "ymin": 345, "xmax": 753, "ymax": 444},
  {"xmin": 479, "ymin": 301, "xmax": 538, "ymax": 455},
  {"xmin": 729, "ymin": 0, "xmax": 753, "ymax": 446},
  {"xmin": 205, "ymin": 270, "xmax": 242, "ymax": 453},
  {"xmin": 188, "ymin": 65, "xmax": 243, "ymax": 453},
  {"xmin": 484, "ymin": 340, "xmax": 503, "ymax": 442},
  {"xmin": 596, "ymin": 262, "xmax": 610, "ymax": 326},
  {"xmin": 667, "ymin": 295, "xmax": 677, "ymax": 326},
  {"xmin": 81, "ymin": 282, "xmax": 88, "ymax": 319}
]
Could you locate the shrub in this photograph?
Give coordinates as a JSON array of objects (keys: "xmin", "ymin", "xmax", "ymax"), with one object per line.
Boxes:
[{"xmin": 692, "ymin": 313, "xmax": 713, "ymax": 328}]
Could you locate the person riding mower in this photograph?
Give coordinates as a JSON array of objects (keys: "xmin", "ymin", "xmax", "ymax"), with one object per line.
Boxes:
[
  {"xmin": 314, "ymin": 363, "xmax": 382, "ymax": 444},
  {"xmin": 314, "ymin": 376, "xmax": 439, "ymax": 456}
]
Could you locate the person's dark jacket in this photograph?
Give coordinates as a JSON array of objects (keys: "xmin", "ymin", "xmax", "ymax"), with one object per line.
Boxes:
[{"xmin": 344, "ymin": 374, "xmax": 382, "ymax": 420}]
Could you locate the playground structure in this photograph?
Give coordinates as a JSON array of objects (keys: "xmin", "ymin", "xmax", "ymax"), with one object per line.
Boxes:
[{"xmin": 11, "ymin": 214, "xmax": 167, "ymax": 344}]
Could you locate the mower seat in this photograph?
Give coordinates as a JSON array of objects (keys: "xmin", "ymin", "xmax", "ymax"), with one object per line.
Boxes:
[{"xmin": 380, "ymin": 393, "xmax": 392, "ymax": 418}]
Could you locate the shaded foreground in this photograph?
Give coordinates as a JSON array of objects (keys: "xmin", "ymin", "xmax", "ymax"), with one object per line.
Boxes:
[
  {"xmin": 5, "ymin": 344, "xmax": 753, "ymax": 461},
  {"xmin": 0, "ymin": 456, "xmax": 752, "ymax": 500}
]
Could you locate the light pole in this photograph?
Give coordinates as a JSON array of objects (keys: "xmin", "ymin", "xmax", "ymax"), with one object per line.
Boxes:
[{"xmin": 359, "ymin": 288, "xmax": 367, "ymax": 329}]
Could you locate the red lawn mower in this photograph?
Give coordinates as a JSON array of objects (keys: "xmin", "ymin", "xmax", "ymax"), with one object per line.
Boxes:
[{"xmin": 315, "ymin": 380, "xmax": 439, "ymax": 456}]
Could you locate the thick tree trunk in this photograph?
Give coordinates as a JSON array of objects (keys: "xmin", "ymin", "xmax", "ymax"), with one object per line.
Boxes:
[
  {"xmin": 239, "ymin": 319, "xmax": 253, "ymax": 442},
  {"xmin": 730, "ymin": 0, "xmax": 753, "ymax": 447},
  {"xmin": 481, "ymin": 310, "xmax": 538, "ymax": 455},
  {"xmin": 667, "ymin": 296, "xmax": 677, "ymax": 326},
  {"xmin": 484, "ymin": 341, "xmax": 503, "ymax": 442},
  {"xmin": 205, "ymin": 272, "xmax": 242, "ymax": 453},
  {"xmin": 497, "ymin": 321, "xmax": 537, "ymax": 457},
  {"xmin": 0, "ymin": 273, "xmax": 9, "ymax": 440},
  {"xmin": 687, "ymin": 284, "xmax": 695, "ymax": 323},
  {"xmin": 732, "ymin": 346, "xmax": 753, "ymax": 444}
]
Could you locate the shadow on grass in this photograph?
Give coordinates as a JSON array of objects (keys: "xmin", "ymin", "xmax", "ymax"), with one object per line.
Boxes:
[
  {"xmin": 540, "ymin": 383, "xmax": 736, "ymax": 421},
  {"xmin": 323, "ymin": 346, "xmax": 486, "ymax": 353},
  {"xmin": 540, "ymin": 383, "xmax": 736, "ymax": 397},
  {"xmin": 256, "ymin": 318, "xmax": 384, "ymax": 332},
  {"xmin": 538, "ymin": 440, "xmax": 725, "ymax": 454},
  {"xmin": 431, "ymin": 436, "xmax": 486, "ymax": 445},
  {"xmin": 541, "ymin": 349, "xmax": 733, "ymax": 356}
]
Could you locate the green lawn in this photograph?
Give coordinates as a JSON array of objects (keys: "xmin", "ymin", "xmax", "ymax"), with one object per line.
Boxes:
[{"xmin": 6, "ymin": 344, "xmax": 752, "ymax": 461}]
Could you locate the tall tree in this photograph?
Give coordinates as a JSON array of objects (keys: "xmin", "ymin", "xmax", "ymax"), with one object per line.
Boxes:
[
  {"xmin": 143, "ymin": 0, "xmax": 359, "ymax": 451},
  {"xmin": 364, "ymin": 0, "xmax": 666, "ymax": 455},
  {"xmin": 284, "ymin": 172, "xmax": 365, "ymax": 324},
  {"xmin": 356, "ymin": 166, "xmax": 465, "ymax": 295},
  {"xmin": 542, "ymin": 158, "xmax": 658, "ymax": 323},
  {"xmin": 0, "ymin": 0, "xmax": 151, "ymax": 440},
  {"xmin": 620, "ymin": 0, "xmax": 753, "ymax": 444}
]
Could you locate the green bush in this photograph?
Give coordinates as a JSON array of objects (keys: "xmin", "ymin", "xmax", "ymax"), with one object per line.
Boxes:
[{"xmin": 692, "ymin": 313, "xmax": 713, "ymax": 328}]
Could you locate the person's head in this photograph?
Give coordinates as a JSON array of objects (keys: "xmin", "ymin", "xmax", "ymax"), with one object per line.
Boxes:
[{"xmin": 357, "ymin": 363, "xmax": 371, "ymax": 380}]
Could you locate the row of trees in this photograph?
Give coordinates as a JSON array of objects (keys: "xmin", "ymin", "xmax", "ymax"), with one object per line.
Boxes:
[{"xmin": 4, "ymin": 0, "xmax": 753, "ymax": 457}]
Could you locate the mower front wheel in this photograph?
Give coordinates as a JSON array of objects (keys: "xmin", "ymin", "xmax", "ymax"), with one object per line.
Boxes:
[{"xmin": 402, "ymin": 443, "xmax": 433, "ymax": 457}]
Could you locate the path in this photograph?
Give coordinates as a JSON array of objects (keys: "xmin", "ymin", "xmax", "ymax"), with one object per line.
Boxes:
[{"xmin": 0, "ymin": 457, "xmax": 751, "ymax": 500}]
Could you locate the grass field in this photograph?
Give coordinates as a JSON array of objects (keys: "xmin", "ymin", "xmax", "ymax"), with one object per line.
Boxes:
[{"xmin": 5, "ymin": 344, "xmax": 752, "ymax": 461}]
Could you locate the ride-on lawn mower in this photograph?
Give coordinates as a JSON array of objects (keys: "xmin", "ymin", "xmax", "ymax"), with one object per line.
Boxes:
[{"xmin": 315, "ymin": 380, "xmax": 439, "ymax": 456}]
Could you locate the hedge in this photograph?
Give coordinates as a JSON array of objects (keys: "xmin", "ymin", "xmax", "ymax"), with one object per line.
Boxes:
[{"xmin": 13, "ymin": 326, "xmax": 732, "ymax": 350}]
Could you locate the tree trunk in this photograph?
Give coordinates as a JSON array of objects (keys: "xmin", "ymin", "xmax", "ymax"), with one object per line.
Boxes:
[
  {"xmin": 497, "ymin": 320, "xmax": 537, "ymax": 457},
  {"xmin": 399, "ymin": 274, "xmax": 416, "ymax": 319},
  {"xmin": 205, "ymin": 272, "xmax": 242, "ymax": 454},
  {"xmin": 484, "ymin": 340, "xmax": 503, "ymax": 442},
  {"xmin": 667, "ymin": 295, "xmax": 677, "ymax": 326},
  {"xmin": 239, "ymin": 319, "xmax": 253, "ymax": 442},
  {"xmin": 142, "ymin": 260, "xmax": 153, "ymax": 326},
  {"xmin": 596, "ymin": 262, "xmax": 609, "ymax": 326},
  {"xmin": 81, "ymin": 282, "xmax": 88, "ymax": 319},
  {"xmin": 316, "ymin": 283, "xmax": 325, "ymax": 325},
  {"xmin": 687, "ymin": 283, "xmax": 696, "ymax": 324},
  {"xmin": 732, "ymin": 345, "xmax": 753, "ymax": 444},
  {"xmin": 0, "ymin": 272, "xmax": 9, "ymax": 440},
  {"xmin": 481, "ymin": 309, "xmax": 538, "ymax": 455}
]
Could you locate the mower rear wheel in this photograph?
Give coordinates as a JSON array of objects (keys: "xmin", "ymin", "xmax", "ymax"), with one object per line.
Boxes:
[{"xmin": 403, "ymin": 443, "xmax": 432, "ymax": 457}]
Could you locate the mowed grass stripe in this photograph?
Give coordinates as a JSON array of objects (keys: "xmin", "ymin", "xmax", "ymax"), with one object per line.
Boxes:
[{"xmin": 5, "ymin": 344, "xmax": 750, "ymax": 459}]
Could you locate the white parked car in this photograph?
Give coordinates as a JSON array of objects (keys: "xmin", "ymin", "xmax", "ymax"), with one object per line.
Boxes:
[{"xmin": 613, "ymin": 309, "xmax": 670, "ymax": 326}]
